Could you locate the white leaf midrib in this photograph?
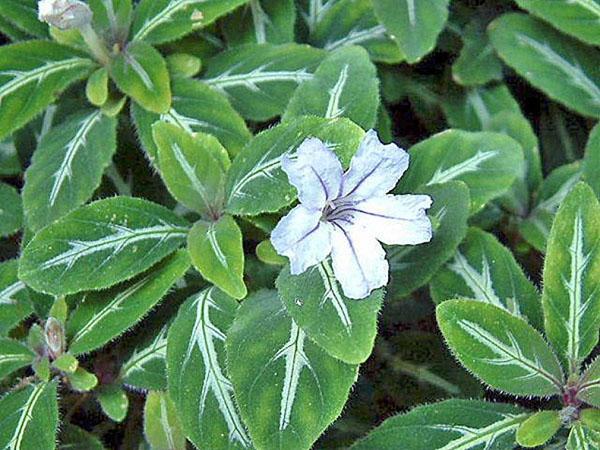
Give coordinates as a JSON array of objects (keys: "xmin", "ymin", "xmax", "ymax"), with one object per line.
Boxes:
[
  {"xmin": 325, "ymin": 64, "xmax": 350, "ymax": 119},
  {"xmin": 133, "ymin": 0, "xmax": 200, "ymax": 42},
  {"xmin": 324, "ymin": 25, "xmax": 387, "ymax": 51},
  {"xmin": 427, "ymin": 149, "xmax": 499, "ymax": 185},
  {"xmin": 8, "ymin": 383, "xmax": 47, "ymax": 450},
  {"xmin": 317, "ymin": 261, "xmax": 352, "ymax": 332},
  {"xmin": 0, "ymin": 280, "xmax": 26, "ymax": 305},
  {"xmin": 122, "ymin": 328, "xmax": 168, "ymax": 377},
  {"xmin": 204, "ymin": 66, "xmax": 314, "ymax": 91}
]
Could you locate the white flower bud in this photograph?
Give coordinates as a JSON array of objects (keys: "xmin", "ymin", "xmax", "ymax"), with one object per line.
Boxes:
[{"xmin": 38, "ymin": 0, "xmax": 92, "ymax": 30}]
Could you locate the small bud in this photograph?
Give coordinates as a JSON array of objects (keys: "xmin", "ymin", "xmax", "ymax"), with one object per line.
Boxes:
[
  {"xmin": 44, "ymin": 317, "xmax": 65, "ymax": 358},
  {"xmin": 38, "ymin": 0, "xmax": 92, "ymax": 30}
]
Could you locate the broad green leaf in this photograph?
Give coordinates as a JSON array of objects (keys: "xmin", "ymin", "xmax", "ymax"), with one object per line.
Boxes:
[
  {"xmin": 396, "ymin": 129, "xmax": 524, "ymax": 214},
  {"xmin": 516, "ymin": 410, "xmax": 561, "ymax": 448},
  {"xmin": 0, "ymin": 382, "xmax": 58, "ymax": 450},
  {"xmin": 67, "ymin": 250, "xmax": 190, "ymax": 355},
  {"xmin": 19, "ymin": 196, "xmax": 190, "ymax": 296},
  {"xmin": 0, "ymin": 138, "xmax": 21, "ymax": 175},
  {"xmin": 437, "ymin": 300, "xmax": 564, "ymax": 396},
  {"xmin": 166, "ymin": 53, "xmax": 201, "ymax": 78},
  {"xmin": 131, "ymin": 0, "xmax": 250, "ymax": 44},
  {"xmin": 388, "ymin": 182, "xmax": 469, "ymax": 298},
  {"xmin": 351, "ymin": 399, "xmax": 526, "ymax": 450},
  {"xmin": 59, "ymin": 424, "xmax": 105, "ymax": 450},
  {"xmin": 567, "ymin": 423, "xmax": 600, "ymax": 450},
  {"xmin": 227, "ymin": 290, "xmax": 358, "ymax": 450},
  {"xmin": 583, "ymin": 123, "xmax": 600, "ymax": 197},
  {"xmin": 0, "ymin": 260, "xmax": 33, "ymax": 336},
  {"xmin": 132, "ymin": 77, "xmax": 251, "ymax": 162},
  {"xmin": 97, "ymin": 384, "xmax": 129, "ymax": 422},
  {"xmin": 520, "ymin": 162, "xmax": 582, "ymax": 253},
  {"xmin": 311, "ymin": 0, "xmax": 403, "ymax": 64},
  {"xmin": 88, "ymin": 0, "xmax": 132, "ymax": 40},
  {"xmin": 167, "ymin": 288, "xmax": 251, "ymax": 450},
  {"xmin": 542, "ymin": 182, "xmax": 600, "ymax": 373},
  {"xmin": 153, "ymin": 122, "xmax": 227, "ymax": 217},
  {"xmin": 22, "ymin": 110, "xmax": 117, "ymax": 232},
  {"xmin": 121, "ymin": 325, "xmax": 169, "ymax": 391},
  {"xmin": 144, "ymin": 391, "xmax": 186, "ymax": 450},
  {"xmin": 109, "ymin": 41, "xmax": 171, "ymax": 113},
  {"xmin": 277, "ymin": 261, "xmax": 383, "ymax": 364},
  {"xmin": 452, "ymin": 18, "xmax": 502, "ymax": 87},
  {"xmin": 0, "ymin": 338, "xmax": 35, "ymax": 380},
  {"xmin": 581, "ymin": 357, "xmax": 600, "ymax": 408},
  {"xmin": 514, "ymin": 0, "xmax": 600, "ymax": 46},
  {"xmin": 68, "ymin": 367, "xmax": 98, "ymax": 392},
  {"xmin": 225, "ymin": 116, "xmax": 364, "ymax": 215},
  {"xmin": 188, "ymin": 215, "xmax": 246, "ymax": 299},
  {"xmin": 430, "ymin": 228, "xmax": 543, "ymax": 330},
  {"xmin": 489, "ymin": 13, "xmax": 600, "ymax": 119},
  {"xmin": 0, "ymin": 15, "xmax": 30, "ymax": 42},
  {"xmin": 283, "ymin": 45, "xmax": 380, "ymax": 129},
  {"xmin": 202, "ymin": 43, "xmax": 325, "ymax": 121},
  {"xmin": 223, "ymin": 0, "xmax": 296, "ymax": 45},
  {"xmin": 0, "ymin": 0, "xmax": 49, "ymax": 39},
  {"xmin": 85, "ymin": 68, "xmax": 109, "ymax": 106},
  {"xmin": 0, "ymin": 182, "xmax": 21, "ymax": 237},
  {"xmin": 372, "ymin": 0, "xmax": 449, "ymax": 64},
  {"xmin": 296, "ymin": 0, "xmax": 338, "ymax": 35}
]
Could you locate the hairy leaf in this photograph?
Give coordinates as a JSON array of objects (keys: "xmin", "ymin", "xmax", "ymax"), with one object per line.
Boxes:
[
  {"xmin": 144, "ymin": 391, "xmax": 186, "ymax": 450},
  {"xmin": 0, "ymin": 260, "xmax": 33, "ymax": 336},
  {"xmin": 0, "ymin": 338, "xmax": 35, "ymax": 380},
  {"xmin": 121, "ymin": 325, "xmax": 169, "ymax": 391},
  {"xmin": 583, "ymin": 123, "xmax": 600, "ymax": 197},
  {"xmin": 223, "ymin": 0, "xmax": 296, "ymax": 45},
  {"xmin": 0, "ymin": 181, "xmax": 21, "ymax": 237}
]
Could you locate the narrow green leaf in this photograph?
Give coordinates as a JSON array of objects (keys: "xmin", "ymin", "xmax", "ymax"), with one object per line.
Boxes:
[
  {"xmin": 437, "ymin": 300, "xmax": 564, "ymax": 397},
  {"xmin": 202, "ymin": 43, "xmax": 325, "ymax": 121},
  {"xmin": 59, "ymin": 424, "xmax": 105, "ymax": 450},
  {"xmin": 0, "ymin": 260, "xmax": 33, "ymax": 336},
  {"xmin": 0, "ymin": 41, "xmax": 95, "ymax": 140},
  {"xmin": 188, "ymin": 215, "xmax": 247, "ymax": 299},
  {"xmin": 489, "ymin": 13, "xmax": 600, "ymax": 119},
  {"xmin": 542, "ymin": 182, "xmax": 600, "ymax": 373},
  {"xmin": 86, "ymin": 68, "xmax": 109, "ymax": 107},
  {"xmin": 430, "ymin": 227, "xmax": 543, "ymax": 330},
  {"xmin": 167, "ymin": 288, "xmax": 251, "ymax": 450},
  {"xmin": 283, "ymin": 45, "xmax": 380, "ymax": 129},
  {"xmin": 97, "ymin": 384, "xmax": 129, "ymax": 423},
  {"xmin": 0, "ymin": 0, "xmax": 49, "ymax": 39},
  {"xmin": 567, "ymin": 423, "xmax": 600, "ymax": 450},
  {"xmin": 23, "ymin": 110, "xmax": 117, "ymax": 232},
  {"xmin": 516, "ymin": 410, "xmax": 561, "ymax": 447},
  {"xmin": 19, "ymin": 196, "xmax": 189, "ymax": 296},
  {"xmin": 121, "ymin": 325, "xmax": 169, "ymax": 391},
  {"xmin": 223, "ymin": 0, "xmax": 296, "ymax": 45},
  {"xmin": 144, "ymin": 391, "xmax": 186, "ymax": 450},
  {"xmin": 0, "ymin": 382, "xmax": 58, "ymax": 450},
  {"xmin": 351, "ymin": 399, "xmax": 526, "ymax": 450},
  {"xmin": 372, "ymin": 0, "xmax": 449, "ymax": 63},
  {"xmin": 580, "ymin": 356, "xmax": 600, "ymax": 408},
  {"xmin": 110, "ymin": 41, "xmax": 171, "ymax": 113},
  {"xmin": 67, "ymin": 250, "xmax": 190, "ymax": 355},
  {"xmin": 396, "ymin": 129, "xmax": 524, "ymax": 214},
  {"xmin": 0, "ymin": 14, "xmax": 30, "ymax": 42},
  {"xmin": 0, "ymin": 182, "xmax": 21, "ymax": 237},
  {"xmin": 277, "ymin": 261, "xmax": 383, "ymax": 364},
  {"xmin": 227, "ymin": 290, "xmax": 358, "ymax": 450},
  {"xmin": 225, "ymin": 116, "xmax": 364, "ymax": 216},
  {"xmin": 583, "ymin": 123, "xmax": 600, "ymax": 197},
  {"xmin": 0, "ymin": 338, "xmax": 34, "ymax": 380}
]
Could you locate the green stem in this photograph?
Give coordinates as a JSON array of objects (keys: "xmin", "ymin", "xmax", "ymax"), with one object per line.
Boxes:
[
  {"xmin": 106, "ymin": 164, "xmax": 132, "ymax": 197},
  {"xmin": 79, "ymin": 23, "xmax": 110, "ymax": 65}
]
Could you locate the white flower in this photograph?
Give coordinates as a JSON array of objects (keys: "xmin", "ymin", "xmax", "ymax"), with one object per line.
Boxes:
[
  {"xmin": 38, "ymin": 0, "xmax": 92, "ymax": 30},
  {"xmin": 271, "ymin": 130, "xmax": 433, "ymax": 299}
]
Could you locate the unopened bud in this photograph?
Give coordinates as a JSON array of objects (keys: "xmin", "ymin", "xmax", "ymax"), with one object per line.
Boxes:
[
  {"xmin": 44, "ymin": 317, "xmax": 65, "ymax": 358},
  {"xmin": 38, "ymin": 0, "xmax": 92, "ymax": 30}
]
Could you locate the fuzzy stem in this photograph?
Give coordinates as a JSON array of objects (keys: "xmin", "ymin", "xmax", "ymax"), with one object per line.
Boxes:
[{"xmin": 79, "ymin": 23, "xmax": 110, "ymax": 65}]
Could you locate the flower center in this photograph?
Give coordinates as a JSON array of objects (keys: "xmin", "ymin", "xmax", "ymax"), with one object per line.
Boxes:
[{"xmin": 322, "ymin": 198, "xmax": 355, "ymax": 225}]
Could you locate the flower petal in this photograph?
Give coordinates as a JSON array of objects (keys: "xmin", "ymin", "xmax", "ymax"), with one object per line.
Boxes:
[
  {"xmin": 330, "ymin": 223, "xmax": 388, "ymax": 299},
  {"xmin": 271, "ymin": 205, "xmax": 332, "ymax": 274},
  {"xmin": 281, "ymin": 137, "xmax": 343, "ymax": 209},
  {"xmin": 352, "ymin": 194, "xmax": 433, "ymax": 245},
  {"xmin": 342, "ymin": 129, "xmax": 409, "ymax": 200}
]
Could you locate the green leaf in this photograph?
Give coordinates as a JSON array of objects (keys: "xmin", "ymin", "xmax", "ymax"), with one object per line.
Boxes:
[
  {"xmin": 437, "ymin": 300, "xmax": 564, "ymax": 397},
  {"xmin": 85, "ymin": 68, "xmax": 109, "ymax": 107},
  {"xmin": 516, "ymin": 410, "xmax": 561, "ymax": 448},
  {"xmin": 167, "ymin": 288, "xmax": 251, "ymax": 450},
  {"xmin": 0, "ymin": 338, "xmax": 34, "ymax": 380},
  {"xmin": 430, "ymin": 227, "xmax": 543, "ymax": 330},
  {"xmin": 109, "ymin": 41, "xmax": 171, "ymax": 113},
  {"xmin": 22, "ymin": 110, "xmax": 117, "ymax": 232},
  {"xmin": 277, "ymin": 261, "xmax": 383, "ymax": 364},
  {"xmin": 153, "ymin": 122, "xmax": 228, "ymax": 217},
  {"xmin": 97, "ymin": 384, "xmax": 129, "ymax": 423},
  {"xmin": 0, "ymin": 382, "xmax": 58, "ymax": 450},
  {"xmin": 489, "ymin": 13, "xmax": 600, "ymax": 119},
  {"xmin": 514, "ymin": 0, "xmax": 600, "ymax": 46},
  {"xmin": 223, "ymin": 0, "xmax": 296, "ymax": 45},
  {"xmin": 0, "ymin": 260, "xmax": 33, "ymax": 336},
  {"xmin": 225, "ymin": 116, "xmax": 364, "ymax": 216},
  {"xmin": 0, "ymin": 41, "xmax": 95, "ymax": 140},
  {"xmin": 131, "ymin": 0, "xmax": 250, "ymax": 44},
  {"xmin": 0, "ymin": 15, "xmax": 30, "ymax": 42},
  {"xmin": 256, "ymin": 240, "xmax": 286, "ymax": 265},
  {"xmin": 567, "ymin": 423, "xmax": 600, "ymax": 450},
  {"xmin": 59, "ymin": 424, "xmax": 105, "ymax": 450},
  {"xmin": 351, "ymin": 399, "xmax": 526, "ymax": 450},
  {"xmin": 583, "ymin": 123, "xmax": 600, "ymax": 197},
  {"xmin": 580, "ymin": 356, "xmax": 600, "ymax": 408},
  {"xmin": 202, "ymin": 43, "xmax": 325, "ymax": 121},
  {"xmin": 132, "ymin": 78, "xmax": 251, "ymax": 162},
  {"xmin": 121, "ymin": 325, "xmax": 169, "ymax": 391},
  {"xmin": 396, "ymin": 129, "xmax": 524, "ymax": 214},
  {"xmin": 311, "ymin": 0, "xmax": 404, "ymax": 64},
  {"xmin": 144, "ymin": 391, "xmax": 186, "ymax": 450},
  {"xmin": 52, "ymin": 353, "xmax": 78, "ymax": 374},
  {"xmin": 0, "ymin": 182, "xmax": 21, "ymax": 237},
  {"xmin": 542, "ymin": 182, "xmax": 600, "ymax": 373},
  {"xmin": 388, "ymin": 182, "xmax": 469, "ymax": 298},
  {"xmin": 372, "ymin": 0, "xmax": 449, "ymax": 64},
  {"xmin": 0, "ymin": 0, "xmax": 49, "ymax": 39},
  {"xmin": 520, "ymin": 161, "xmax": 582, "ymax": 253},
  {"xmin": 188, "ymin": 215, "xmax": 247, "ymax": 299},
  {"xmin": 67, "ymin": 250, "xmax": 190, "ymax": 355},
  {"xmin": 89, "ymin": 0, "xmax": 132, "ymax": 39},
  {"xmin": 19, "ymin": 197, "xmax": 189, "ymax": 296},
  {"xmin": 68, "ymin": 367, "xmax": 98, "ymax": 392},
  {"xmin": 227, "ymin": 290, "xmax": 358, "ymax": 450},
  {"xmin": 0, "ymin": 138, "xmax": 21, "ymax": 175},
  {"xmin": 283, "ymin": 45, "xmax": 380, "ymax": 129}
]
